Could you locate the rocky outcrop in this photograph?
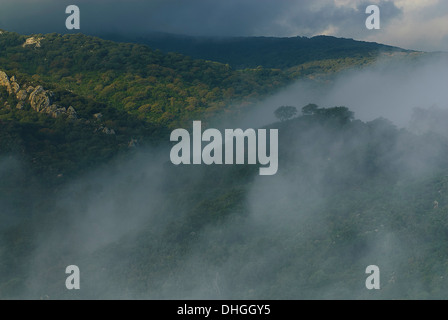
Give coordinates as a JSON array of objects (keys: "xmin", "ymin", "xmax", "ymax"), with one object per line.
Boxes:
[
  {"xmin": 128, "ymin": 138, "xmax": 138, "ymax": 148},
  {"xmin": 0, "ymin": 80, "xmax": 79, "ymax": 119},
  {"xmin": 25, "ymin": 86, "xmax": 71, "ymax": 118},
  {"xmin": 1, "ymin": 72, "xmax": 24, "ymax": 97},
  {"xmin": 0, "ymin": 71, "xmax": 12, "ymax": 94},
  {"xmin": 10, "ymin": 76, "xmax": 20, "ymax": 93},
  {"xmin": 96, "ymin": 125, "xmax": 116, "ymax": 135},
  {"xmin": 0, "ymin": 70, "xmax": 116, "ymax": 134},
  {"xmin": 22, "ymin": 37, "xmax": 43, "ymax": 48},
  {"xmin": 16, "ymin": 89, "xmax": 28, "ymax": 101},
  {"xmin": 0, "ymin": 71, "xmax": 78, "ymax": 119},
  {"xmin": 67, "ymin": 106, "xmax": 77, "ymax": 120},
  {"xmin": 29, "ymin": 86, "xmax": 51, "ymax": 111}
]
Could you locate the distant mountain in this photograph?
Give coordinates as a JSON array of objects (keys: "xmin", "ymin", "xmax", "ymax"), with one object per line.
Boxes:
[{"xmin": 100, "ymin": 33, "xmax": 413, "ymax": 69}]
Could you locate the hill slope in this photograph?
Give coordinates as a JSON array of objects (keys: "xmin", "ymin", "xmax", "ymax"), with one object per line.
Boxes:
[
  {"xmin": 2, "ymin": 31, "xmax": 447, "ymax": 300},
  {"xmin": 101, "ymin": 33, "xmax": 413, "ymax": 69},
  {"xmin": 2, "ymin": 106, "xmax": 448, "ymax": 299},
  {"xmin": 0, "ymin": 30, "xmax": 421, "ymax": 131},
  {"xmin": 0, "ymin": 30, "xmax": 292, "ymax": 127}
]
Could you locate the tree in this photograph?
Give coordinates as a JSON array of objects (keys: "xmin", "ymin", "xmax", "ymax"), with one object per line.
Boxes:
[
  {"xmin": 302, "ymin": 103, "xmax": 319, "ymax": 115},
  {"xmin": 320, "ymin": 106, "xmax": 354, "ymax": 122},
  {"xmin": 274, "ymin": 106, "xmax": 297, "ymax": 121}
]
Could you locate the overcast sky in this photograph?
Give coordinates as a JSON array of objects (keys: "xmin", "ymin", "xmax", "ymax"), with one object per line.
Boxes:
[{"xmin": 0, "ymin": 0, "xmax": 447, "ymax": 52}]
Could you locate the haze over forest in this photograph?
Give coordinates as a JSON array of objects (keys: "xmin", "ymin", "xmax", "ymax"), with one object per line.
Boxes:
[{"xmin": 1, "ymin": 1, "xmax": 448, "ymax": 299}]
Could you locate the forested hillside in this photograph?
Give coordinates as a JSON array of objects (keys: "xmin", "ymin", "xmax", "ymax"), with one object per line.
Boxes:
[
  {"xmin": 102, "ymin": 33, "xmax": 412, "ymax": 69},
  {"xmin": 1, "ymin": 30, "xmax": 447, "ymax": 300},
  {"xmin": 0, "ymin": 30, "xmax": 411, "ymax": 181},
  {"xmin": 2, "ymin": 104, "xmax": 448, "ymax": 299},
  {"xmin": 1, "ymin": 30, "xmax": 419, "ymax": 129},
  {"xmin": 0, "ymin": 30, "xmax": 292, "ymax": 127}
]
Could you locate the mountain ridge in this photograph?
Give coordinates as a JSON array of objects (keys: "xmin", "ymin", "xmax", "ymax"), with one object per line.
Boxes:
[{"xmin": 98, "ymin": 32, "xmax": 416, "ymax": 69}]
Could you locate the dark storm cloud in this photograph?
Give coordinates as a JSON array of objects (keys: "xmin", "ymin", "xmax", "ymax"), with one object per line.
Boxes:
[{"xmin": 0, "ymin": 0, "xmax": 401, "ymax": 37}]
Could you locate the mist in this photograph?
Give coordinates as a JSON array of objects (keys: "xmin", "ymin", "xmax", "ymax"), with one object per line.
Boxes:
[
  {"xmin": 2, "ymin": 53, "xmax": 448, "ymax": 299},
  {"xmin": 238, "ymin": 53, "xmax": 448, "ymax": 129}
]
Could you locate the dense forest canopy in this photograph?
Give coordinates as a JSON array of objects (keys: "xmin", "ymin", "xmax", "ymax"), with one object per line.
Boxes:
[
  {"xmin": 101, "ymin": 33, "xmax": 412, "ymax": 69},
  {"xmin": 0, "ymin": 30, "xmax": 421, "ymax": 128},
  {"xmin": 0, "ymin": 30, "xmax": 292, "ymax": 127},
  {"xmin": 1, "ymin": 29, "xmax": 448, "ymax": 299},
  {"xmin": 2, "ymin": 98, "xmax": 448, "ymax": 298}
]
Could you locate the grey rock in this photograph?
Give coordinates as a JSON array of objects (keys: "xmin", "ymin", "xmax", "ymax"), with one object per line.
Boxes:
[
  {"xmin": 93, "ymin": 112, "xmax": 103, "ymax": 120},
  {"xmin": 0, "ymin": 71, "xmax": 12, "ymax": 94},
  {"xmin": 22, "ymin": 37, "xmax": 43, "ymax": 48},
  {"xmin": 29, "ymin": 86, "xmax": 51, "ymax": 112},
  {"xmin": 10, "ymin": 81, "xmax": 20, "ymax": 93},
  {"xmin": 0, "ymin": 70, "xmax": 79, "ymax": 120},
  {"xmin": 102, "ymin": 127, "xmax": 116, "ymax": 135},
  {"xmin": 16, "ymin": 89, "xmax": 27, "ymax": 101},
  {"xmin": 67, "ymin": 106, "xmax": 78, "ymax": 120},
  {"xmin": 128, "ymin": 139, "xmax": 138, "ymax": 148}
]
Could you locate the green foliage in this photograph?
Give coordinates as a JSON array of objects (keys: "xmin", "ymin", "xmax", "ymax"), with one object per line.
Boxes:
[
  {"xmin": 300, "ymin": 104, "xmax": 354, "ymax": 124},
  {"xmin": 0, "ymin": 31, "xmax": 293, "ymax": 128},
  {"xmin": 0, "ymin": 29, "xmax": 442, "ymax": 299},
  {"xmin": 0, "ymin": 81, "xmax": 166, "ymax": 183},
  {"xmin": 110, "ymin": 33, "xmax": 410, "ymax": 70},
  {"xmin": 274, "ymin": 105, "xmax": 297, "ymax": 121},
  {"xmin": 0, "ymin": 31, "xmax": 414, "ymax": 129},
  {"xmin": 302, "ymin": 103, "xmax": 318, "ymax": 115},
  {"xmin": 3, "ymin": 105, "xmax": 448, "ymax": 299}
]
